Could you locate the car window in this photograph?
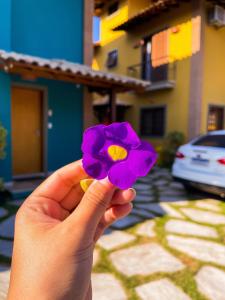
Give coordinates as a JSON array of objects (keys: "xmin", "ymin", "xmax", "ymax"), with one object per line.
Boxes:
[{"xmin": 192, "ymin": 135, "xmax": 225, "ymax": 148}]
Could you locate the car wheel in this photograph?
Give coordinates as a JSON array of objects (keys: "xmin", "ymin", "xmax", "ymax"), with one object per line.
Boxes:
[{"xmin": 182, "ymin": 183, "xmax": 197, "ymax": 193}]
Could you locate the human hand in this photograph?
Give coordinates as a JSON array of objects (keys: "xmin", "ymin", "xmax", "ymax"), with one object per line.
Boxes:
[{"xmin": 7, "ymin": 160, "xmax": 135, "ymax": 300}]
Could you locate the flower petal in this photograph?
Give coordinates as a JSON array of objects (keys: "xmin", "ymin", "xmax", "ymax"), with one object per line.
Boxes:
[
  {"xmin": 81, "ymin": 125, "xmax": 106, "ymax": 155},
  {"xmin": 108, "ymin": 162, "xmax": 137, "ymax": 189},
  {"xmin": 104, "ymin": 122, "xmax": 140, "ymax": 148},
  {"xmin": 127, "ymin": 141, "xmax": 158, "ymax": 177},
  {"xmin": 82, "ymin": 154, "xmax": 109, "ymax": 179}
]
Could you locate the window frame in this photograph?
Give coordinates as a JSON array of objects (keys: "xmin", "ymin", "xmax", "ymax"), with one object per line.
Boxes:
[
  {"xmin": 207, "ymin": 104, "xmax": 225, "ymax": 132},
  {"xmin": 139, "ymin": 105, "xmax": 167, "ymax": 138},
  {"xmin": 141, "ymin": 28, "xmax": 169, "ymax": 83},
  {"xmin": 106, "ymin": 49, "xmax": 118, "ymax": 69}
]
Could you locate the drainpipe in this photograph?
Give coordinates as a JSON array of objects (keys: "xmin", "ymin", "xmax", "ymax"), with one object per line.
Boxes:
[
  {"xmin": 83, "ymin": 0, "xmax": 94, "ymax": 129},
  {"xmin": 188, "ymin": 0, "xmax": 206, "ymax": 140}
]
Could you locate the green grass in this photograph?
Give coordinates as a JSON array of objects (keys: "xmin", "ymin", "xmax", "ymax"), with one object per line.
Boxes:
[
  {"xmin": 1, "ymin": 198, "xmax": 225, "ymax": 299},
  {"xmin": 92, "ymin": 200, "xmax": 225, "ymax": 300}
]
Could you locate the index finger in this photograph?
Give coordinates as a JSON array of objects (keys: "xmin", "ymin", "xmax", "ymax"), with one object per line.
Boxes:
[{"xmin": 30, "ymin": 160, "xmax": 88, "ymax": 202}]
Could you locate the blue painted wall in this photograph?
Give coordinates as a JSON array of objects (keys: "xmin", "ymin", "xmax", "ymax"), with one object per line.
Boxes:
[
  {"xmin": 11, "ymin": 0, "xmax": 83, "ymax": 62},
  {"xmin": 0, "ymin": 1, "xmax": 84, "ymax": 183},
  {"xmin": 0, "ymin": 1, "xmax": 11, "ymax": 50},
  {"xmin": 0, "ymin": 74, "xmax": 83, "ymax": 181},
  {"xmin": 0, "ymin": 73, "xmax": 12, "ymax": 181},
  {"xmin": 44, "ymin": 80, "xmax": 83, "ymax": 171}
]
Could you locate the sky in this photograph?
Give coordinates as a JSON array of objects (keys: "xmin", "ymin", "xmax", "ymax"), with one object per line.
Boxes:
[{"xmin": 93, "ymin": 16, "xmax": 100, "ymax": 43}]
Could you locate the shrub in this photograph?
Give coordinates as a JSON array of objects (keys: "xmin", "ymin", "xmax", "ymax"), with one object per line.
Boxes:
[
  {"xmin": 157, "ymin": 131, "xmax": 185, "ymax": 168},
  {"xmin": 0, "ymin": 122, "xmax": 7, "ymax": 160},
  {"xmin": 0, "ymin": 122, "xmax": 7, "ymax": 191},
  {"xmin": 0, "ymin": 178, "xmax": 4, "ymax": 192}
]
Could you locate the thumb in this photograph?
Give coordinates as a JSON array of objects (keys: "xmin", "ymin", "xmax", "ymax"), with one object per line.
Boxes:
[{"xmin": 65, "ymin": 178, "xmax": 116, "ymax": 235}]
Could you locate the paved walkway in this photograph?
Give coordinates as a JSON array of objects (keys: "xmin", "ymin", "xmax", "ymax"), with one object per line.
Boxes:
[{"xmin": 1, "ymin": 167, "xmax": 225, "ymax": 300}]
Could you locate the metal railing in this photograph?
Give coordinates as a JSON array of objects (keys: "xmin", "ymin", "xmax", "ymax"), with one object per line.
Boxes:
[{"xmin": 127, "ymin": 60, "xmax": 177, "ymax": 85}]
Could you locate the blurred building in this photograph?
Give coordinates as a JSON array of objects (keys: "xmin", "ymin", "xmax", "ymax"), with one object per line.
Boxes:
[
  {"xmin": 93, "ymin": 0, "xmax": 225, "ymax": 145},
  {"xmin": 0, "ymin": 0, "xmax": 146, "ymax": 189}
]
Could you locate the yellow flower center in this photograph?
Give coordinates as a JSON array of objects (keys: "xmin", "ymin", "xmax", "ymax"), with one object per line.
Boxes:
[
  {"xmin": 108, "ymin": 145, "xmax": 128, "ymax": 162},
  {"xmin": 80, "ymin": 179, "xmax": 94, "ymax": 192}
]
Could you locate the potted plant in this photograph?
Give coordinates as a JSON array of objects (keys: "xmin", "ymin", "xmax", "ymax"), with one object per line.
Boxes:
[
  {"xmin": 157, "ymin": 131, "xmax": 185, "ymax": 168},
  {"xmin": 0, "ymin": 122, "xmax": 11, "ymax": 205}
]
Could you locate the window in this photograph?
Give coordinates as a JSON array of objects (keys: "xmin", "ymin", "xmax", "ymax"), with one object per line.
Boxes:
[
  {"xmin": 106, "ymin": 50, "xmax": 118, "ymax": 68},
  {"xmin": 140, "ymin": 107, "xmax": 166, "ymax": 137},
  {"xmin": 207, "ymin": 106, "xmax": 224, "ymax": 131},
  {"xmin": 94, "ymin": 105, "xmax": 127, "ymax": 125},
  {"xmin": 108, "ymin": 2, "xmax": 119, "ymax": 16},
  {"xmin": 192, "ymin": 135, "xmax": 225, "ymax": 148},
  {"xmin": 142, "ymin": 34, "xmax": 168, "ymax": 83}
]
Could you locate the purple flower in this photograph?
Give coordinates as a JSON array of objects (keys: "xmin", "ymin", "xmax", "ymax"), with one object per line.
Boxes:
[{"xmin": 81, "ymin": 122, "xmax": 157, "ymax": 189}]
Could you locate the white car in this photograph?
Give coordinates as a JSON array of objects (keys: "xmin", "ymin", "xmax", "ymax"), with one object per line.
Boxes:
[{"xmin": 172, "ymin": 130, "xmax": 225, "ymax": 197}]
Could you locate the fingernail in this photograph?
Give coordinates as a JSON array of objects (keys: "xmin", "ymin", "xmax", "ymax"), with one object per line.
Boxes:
[
  {"xmin": 129, "ymin": 188, "xmax": 136, "ymax": 198},
  {"xmin": 99, "ymin": 177, "xmax": 114, "ymax": 187}
]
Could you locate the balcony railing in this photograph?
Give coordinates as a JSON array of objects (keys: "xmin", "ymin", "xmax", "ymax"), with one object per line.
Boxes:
[{"xmin": 127, "ymin": 60, "xmax": 177, "ymax": 92}]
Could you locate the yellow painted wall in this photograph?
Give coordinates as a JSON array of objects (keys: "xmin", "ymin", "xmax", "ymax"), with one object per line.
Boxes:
[
  {"xmin": 100, "ymin": 0, "xmax": 128, "ymax": 46},
  {"xmin": 169, "ymin": 20, "xmax": 193, "ymax": 62},
  {"xmin": 94, "ymin": 1, "xmax": 193, "ymax": 146},
  {"xmin": 118, "ymin": 58, "xmax": 191, "ymax": 148},
  {"xmin": 92, "ymin": 57, "xmax": 100, "ymax": 70},
  {"xmin": 201, "ymin": 23, "xmax": 225, "ymax": 133}
]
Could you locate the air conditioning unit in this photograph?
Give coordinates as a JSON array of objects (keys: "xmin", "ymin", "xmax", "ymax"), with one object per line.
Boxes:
[{"xmin": 208, "ymin": 5, "xmax": 225, "ymax": 27}]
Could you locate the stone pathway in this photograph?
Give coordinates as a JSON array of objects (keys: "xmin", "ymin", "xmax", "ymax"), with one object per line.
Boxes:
[
  {"xmin": 92, "ymin": 273, "xmax": 127, "ymax": 300},
  {"xmin": 97, "ymin": 231, "xmax": 136, "ymax": 250},
  {"xmin": 136, "ymin": 220, "xmax": 156, "ymax": 238},
  {"xmin": 7, "ymin": 199, "xmax": 24, "ymax": 207},
  {"xmin": 1, "ymin": 167, "xmax": 225, "ymax": 300},
  {"xmin": 0, "ymin": 266, "xmax": 10, "ymax": 300},
  {"xmin": 0, "ymin": 216, "xmax": 15, "ymax": 239},
  {"xmin": 195, "ymin": 266, "xmax": 225, "ymax": 300},
  {"xmin": 136, "ymin": 278, "xmax": 191, "ymax": 300},
  {"xmin": 167, "ymin": 235, "xmax": 225, "ymax": 266},
  {"xmin": 195, "ymin": 201, "xmax": 221, "ymax": 212},
  {"xmin": 0, "ymin": 209, "xmax": 8, "ymax": 219},
  {"xmin": 110, "ymin": 243, "xmax": 185, "ymax": 276},
  {"xmin": 165, "ymin": 219, "xmax": 218, "ymax": 238},
  {"xmin": 0, "ymin": 240, "xmax": 13, "ymax": 258},
  {"xmin": 160, "ymin": 203, "xmax": 185, "ymax": 219},
  {"xmin": 93, "ymin": 249, "xmax": 100, "ymax": 267},
  {"xmin": 112, "ymin": 215, "xmax": 142, "ymax": 229},
  {"xmin": 180, "ymin": 208, "xmax": 225, "ymax": 225}
]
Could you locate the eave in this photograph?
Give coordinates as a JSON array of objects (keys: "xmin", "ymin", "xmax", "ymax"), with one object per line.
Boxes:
[
  {"xmin": 113, "ymin": 0, "xmax": 225, "ymax": 31},
  {"xmin": 0, "ymin": 50, "xmax": 150, "ymax": 93}
]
